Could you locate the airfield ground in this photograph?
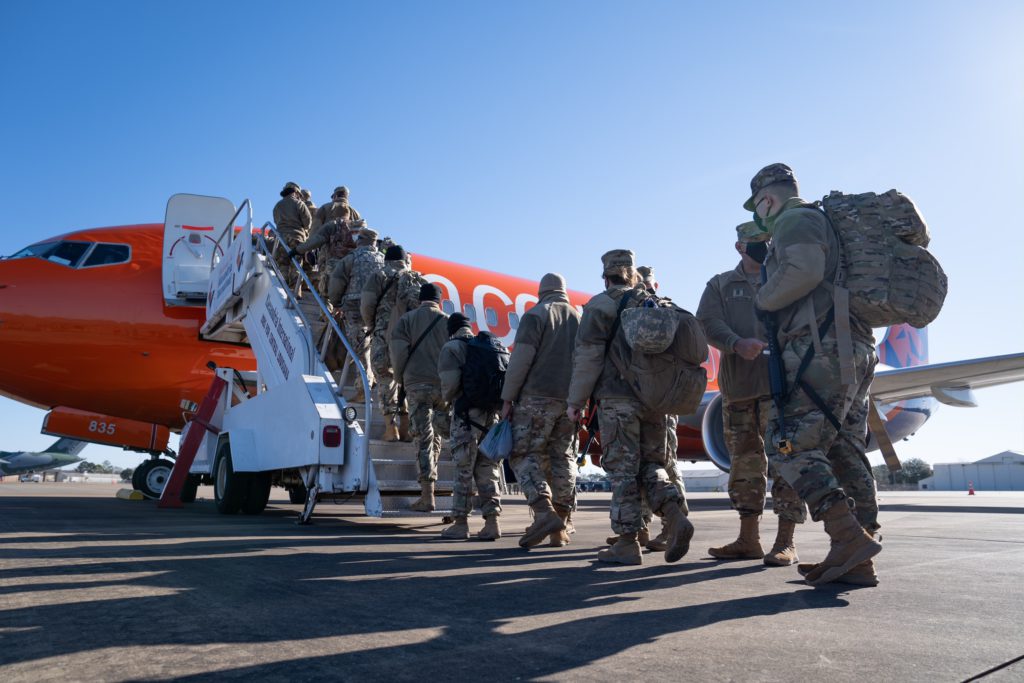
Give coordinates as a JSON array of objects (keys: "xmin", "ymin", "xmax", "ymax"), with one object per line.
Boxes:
[{"xmin": 1, "ymin": 482, "xmax": 1022, "ymax": 682}]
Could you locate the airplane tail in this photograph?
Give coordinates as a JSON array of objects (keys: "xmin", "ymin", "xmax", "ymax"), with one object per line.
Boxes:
[
  {"xmin": 877, "ymin": 324, "xmax": 928, "ymax": 369},
  {"xmin": 43, "ymin": 438, "xmax": 87, "ymax": 457}
]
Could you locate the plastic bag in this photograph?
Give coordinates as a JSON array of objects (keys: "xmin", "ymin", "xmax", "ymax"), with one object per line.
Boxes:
[{"xmin": 478, "ymin": 419, "xmax": 513, "ymax": 461}]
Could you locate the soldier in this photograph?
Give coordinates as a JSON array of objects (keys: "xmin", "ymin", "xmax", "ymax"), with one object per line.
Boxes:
[
  {"xmin": 696, "ymin": 222, "xmax": 807, "ymax": 566},
  {"xmin": 300, "ymin": 188, "xmax": 317, "ymax": 216},
  {"xmin": 315, "ymin": 185, "xmax": 362, "ymax": 229},
  {"xmin": 271, "ymin": 182, "xmax": 312, "ymax": 287},
  {"xmin": 501, "ymin": 273, "xmax": 581, "ymax": 548},
  {"xmin": 745, "ymin": 163, "xmax": 881, "ymax": 585},
  {"xmin": 291, "ymin": 216, "xmax": 365, "ymax": 296},
  {"xmin": 566, "ymin": 250, "xmax": 693, "ymax": 566},
  {"xmin": 328, "ymin": 228, "xmax": 384, "ymax": 401},
  {"xmin": 361, "ymin": 245, "xmax": 412, "ymax": 442},
  {"xmin": 438, "ymin": 313, "xmax": 502, "ymax": 540},
  {"xmin": 390, "ymin": 283, "xmax": 450, "ymax": 512}
]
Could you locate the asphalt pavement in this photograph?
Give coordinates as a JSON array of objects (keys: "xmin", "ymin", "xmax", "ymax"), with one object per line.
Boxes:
[{"xmin": 1, "ymin": 482, "xmax": 1022, "ymax": 682}]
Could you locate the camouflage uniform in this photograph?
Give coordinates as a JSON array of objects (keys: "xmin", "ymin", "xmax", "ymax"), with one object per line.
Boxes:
[
  {"xmin": 697, "ymin": 259, "xmax": 805, "ymax": 523},
  {"xmin": 755, "ymin": 187, "xmax": 879, "ymax": 530},
  {"xmin": 567, "ymin": 255, "xmax": 689, "ymax": 538},
  {"xmin": 296, "ymin": 218, "xmax": 359, "ymax": 296},
  {"xmin": 440, "ymin": 326, "xmax": 502, "ymax": 518},
  {"xmin": 390, "ymin": 297, "xmax": 449, "ymax": 484},
  {"xmin": 361, "ymin": 258, "xmax": 410, "ymax": 423},
  {"xmin": 271, "ymin": 185, "xmax": 312, "ymax": 287},
  {"xmin": 502, "ymin": 274, "xmax": 581, "ymax": 514},
  {"xmin": 328, "ymin": 234, "xmax": 384, "ymax": 386},
  {"xmin": 313, "ymin": 187, "xmax": 361, "ymax": 288}
]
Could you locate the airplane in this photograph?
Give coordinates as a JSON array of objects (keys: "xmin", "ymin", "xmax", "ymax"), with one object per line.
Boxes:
[
  {"xmin": 0, "ymin": 193, "xmax": 1022, "ymax": 499},
  {"xmin": 0, "ymin": 437, "xmax": 86, "ymax": 478}
]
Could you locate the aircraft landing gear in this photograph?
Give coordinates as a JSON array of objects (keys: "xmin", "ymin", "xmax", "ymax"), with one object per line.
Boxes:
[{"xmin": 134, "ymin": 457, "xmax": 175, "ymax": 499}]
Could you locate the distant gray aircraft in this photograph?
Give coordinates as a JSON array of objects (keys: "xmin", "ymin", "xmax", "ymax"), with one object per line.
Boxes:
[{"xmin": 0, "ymin": 438, "xmax": 87, "ymax": 477}]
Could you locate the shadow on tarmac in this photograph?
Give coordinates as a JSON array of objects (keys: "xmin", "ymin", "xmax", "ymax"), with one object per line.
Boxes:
[{"xmin": 0, "ymin": 495, "xmax": 853, "ymax": 679}]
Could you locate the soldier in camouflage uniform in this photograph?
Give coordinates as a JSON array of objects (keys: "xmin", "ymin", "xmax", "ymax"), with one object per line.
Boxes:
[
  {"xmin": 745, "ymin": 163, "xmax": 881, "ymax": 586},
  {"xmin": 271, "ymin": 182, "xmax": 312, "ymax": 288},
  {"xmin": 438, "ymin": 313, "xmax": 502, "ymax": 540},
  {"xmin": 307, "ymin": 186, "xmax": 362, "ymax": 293},
  {"xmin": 329, "ymin": 228, "xmax": 383, "ymax": 401},
  {"xmin": 696, "ymin": 222, "xmax": 807, "ymax": 566},
  {"xmin": 361, "ymin": 245, "xmax": 412, "ymax": 441},
  {"xmin": 300, "ymin": 188, "xmax": 316, "ymax": 216},
  {"xmin": 390, "ymin": 283, "xmax": 450, "ymax": 511},
  {"xmin": 501, "ymin": 273, "xmax": 581, "ymax": 548},
  {"xmin": 567, "ymin": 250, "xmax": 694, "ymax": 566},
  {"xmin": 389, "ymin": 262, "xmax": 431, "ymax": 440}
]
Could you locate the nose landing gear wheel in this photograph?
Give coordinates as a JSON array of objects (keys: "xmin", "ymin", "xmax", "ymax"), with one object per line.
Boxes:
[{"xmin": 134, "ymin": 458, "xmax": 174, "ymax": 500}]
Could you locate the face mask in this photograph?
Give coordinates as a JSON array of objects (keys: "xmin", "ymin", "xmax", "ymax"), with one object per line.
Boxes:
[
  {"xmin": 752, "ymin": 211, "xmax": 767, "ymax": 233},
  {"xmin": 744, "ymin": 241, "xmax": 768, "ymax": 264}
]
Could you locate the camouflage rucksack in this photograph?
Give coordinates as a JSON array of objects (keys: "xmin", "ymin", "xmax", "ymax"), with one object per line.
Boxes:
[
  {"xmin": 612, "ymin": 297, "xmax": 708, "ymax": 416},
  {"xmin": 344, "ymin": 247, "xmax": 384, "ymax": 304},
  {"xmin": 327, "ymin": 219, "xmax": 357, "ymax": 259},
  {"xmin": 393, "ymin": 269, "xmax": 430, "ymax": 321},
  {"xmin": 816, "ymin": 190, "xmax": 947, "ymax": 328}
]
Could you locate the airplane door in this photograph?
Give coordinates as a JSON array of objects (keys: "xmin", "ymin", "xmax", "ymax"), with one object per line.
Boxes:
[{"xmin": 163, "ymin": 194, "xmax": 237, "ymax": 306}]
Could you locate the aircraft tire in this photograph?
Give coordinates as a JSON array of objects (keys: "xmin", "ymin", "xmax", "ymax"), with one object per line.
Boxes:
[
  {"xmin": 213, "ymin": 443, "xmax": 247, "ymax": 514},
  {"xmin": 135, "ymin": 458, "xmax": 174, "ymax": 500},
  {"xmin": 180, "ymin": 475, "xmax": 199, "ymax": 503},
  {"xmin": 242, "ymin": 472, "xmax": 272, "ymax": 515},
  {"xmin": 288, "ymin": 484, "xmax": 307, "ymax": 504}
]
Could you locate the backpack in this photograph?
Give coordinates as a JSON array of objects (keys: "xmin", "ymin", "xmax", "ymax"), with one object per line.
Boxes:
[
  {"xmin": 344, "ymin": 247, "xmax": 383, "ymax": 303},
  {"xmin": 816, "ymin": 190, "xmax": 947, "ymax": 328},
  {"xmin": 454, "ymin": 331, "xmax": 510, "ymax": 415},
  {"xmin": 612, "ymin": 297, "xmax": 708, "ymax": 416},
  {"xmin": 326, "ymin": 219, "xmax": 356, "ymax": 259},
  {"xmin": 394, "ymin": 270, "xmax": 430, "ymax": 320}
]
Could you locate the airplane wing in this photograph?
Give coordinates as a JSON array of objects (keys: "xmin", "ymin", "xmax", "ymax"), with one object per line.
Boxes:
[{"xmin": 871, "ymin": 352, "xmax": 1024, "ymax": 407}]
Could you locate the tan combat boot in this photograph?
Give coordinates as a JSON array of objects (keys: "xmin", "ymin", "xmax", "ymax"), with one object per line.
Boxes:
[
  {"xmin": 764, "ymin": 518, "xmax": 799, "ymax": 566},
  {"xmin": 549, "ymin": 505, "xmax": 571, "ymax": 547},
  {"xmin": 662, "ymin": 501, "xmax": 695, "ymax": 563},
  {"xmin": 409, "ymin": 481, "xmax": 435, "ymax": 512},
  {"xmin": 805, "ymin": 503, "xmax": 882, "ymax": 586},
  {"xmin": 441, "ymin": 516, "xmax": 470, "ymax": 539},
  {"xmin": 798, "ymin": 530, "xmax": 880, "ymax": 586},
  {"xmin": 708, "ymin": 515, "xmax": 764, "ymax": 560},
  {"xmin": 606, "ymin": 528, "xmax": 651, "ymax": 547},
  {"xmin": 520, "ymin": 499, "xmax": 565, "ymax": 548},
  {"xmin": 597, "ymin": 532, "xmax": 642, "ymax": 565},
  {"xmin": 399, "ymin": 413, "xmax": 413, "ymax": 442},
  {"xmin": 477, "ymin": 515, "xmax": 501, "ymax": 541},
  {"xmin": 383, "ymin": 419, "xmax": 401, "ymax": 442}
]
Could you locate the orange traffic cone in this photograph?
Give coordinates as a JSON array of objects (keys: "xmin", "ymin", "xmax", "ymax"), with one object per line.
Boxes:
[{"xmin": 968, "ymin": 481, "xmax": 975, "ymax": 496}]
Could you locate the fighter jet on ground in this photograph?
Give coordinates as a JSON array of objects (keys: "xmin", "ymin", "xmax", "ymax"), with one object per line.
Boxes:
[{"xmin": 0, "ymin": 438, "xmax": 86, "ymax": 477}]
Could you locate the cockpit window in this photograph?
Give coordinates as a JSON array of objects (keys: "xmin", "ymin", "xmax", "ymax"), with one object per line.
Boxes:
[
  {"xmin": 9, "ymin": 240, "xmax": 130, "ymax": 269},
  {"xmin": 82, "ymin": 244, "xmax": 131, "ymax": 267},
  {"xmin": 43, "ymin": 241, "xmax": 90, "ymax": 267}
]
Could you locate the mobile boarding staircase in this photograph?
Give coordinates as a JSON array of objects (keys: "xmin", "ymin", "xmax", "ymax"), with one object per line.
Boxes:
[{"xmin": 158, "ymin": 194, "xmax": 456, "ymax": 522}]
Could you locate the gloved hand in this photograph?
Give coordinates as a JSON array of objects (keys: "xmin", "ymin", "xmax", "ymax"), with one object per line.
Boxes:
[{"xmin": 286, "ymin": 248, "xmax": 299, "ymax": 261}]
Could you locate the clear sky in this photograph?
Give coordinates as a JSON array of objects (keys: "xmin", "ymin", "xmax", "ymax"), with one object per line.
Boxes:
[{"xmin": 1, "ymin": 1, "xmax": 1021, "ymax": 471}]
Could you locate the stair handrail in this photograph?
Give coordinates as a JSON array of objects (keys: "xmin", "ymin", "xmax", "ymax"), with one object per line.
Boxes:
[
  {"xmin": 209, "ymin": 198, "xmax": 254, "ymax": 270},
  {"xmin": 254, "ymin": 223, "xmax": 374, "ymax": 438}
]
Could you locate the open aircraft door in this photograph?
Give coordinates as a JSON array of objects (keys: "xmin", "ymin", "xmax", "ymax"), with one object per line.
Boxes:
[{"xmin": 162, "ymin": 193, "xmax": 237, "ymax": 307}]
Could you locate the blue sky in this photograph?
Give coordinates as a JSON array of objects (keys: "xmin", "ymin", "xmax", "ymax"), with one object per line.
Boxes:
[{"xmin": 1, "ymin": 1, "xmax": 1021, "ymax": 470}]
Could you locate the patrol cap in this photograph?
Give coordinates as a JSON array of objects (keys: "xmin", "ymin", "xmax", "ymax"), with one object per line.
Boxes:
[
  {"xmin": 447, "ymin": 312, "xmax": 471, "ymax": 337},
  {"xmin": 743, "ymin": 163, "xmax": 797, "ymax": 211},
  {"xmin": 601, "ymin": 249, "xmax": 635, "ymax": 276},
  {"xmin": 281, "ymin": 181, "xmax": 301, "ymax": 195},
  {"xmin": 385, "ymin": 245, "xmax": 407, "ymax": 261},
  {"xmin": 300, "ymin": 188, "xmax": 311, "ymax": 200},
  {"xmin": 637, "ymin": 265, "xmax": 655, "ymax": 281},
  {"xmin": 356, "ymin": 227, "xmax": 379, "ymax": 242},
  {"xmin": 333, "ymin": 186, "xmax": 349, "ymax": 198},
  {"xmin": 419, "ymin": 283, "xmax": 442, "ymax": 303},
  {"xmin": 736, "ymin": 221, "xmax": 769, "ymax": 243}
]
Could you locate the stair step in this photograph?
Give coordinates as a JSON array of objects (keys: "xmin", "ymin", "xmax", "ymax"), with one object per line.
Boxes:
[
  {"xmin": 378, "ymin": 494, "xmax": 456, "ymax": 517},
  {"xmin": 373, "ymin": 461, "xmax": 455, "ymax": 481}
]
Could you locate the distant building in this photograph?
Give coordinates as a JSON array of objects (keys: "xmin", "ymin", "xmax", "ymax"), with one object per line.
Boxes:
[
  {"xmin": 918, "ymin": 451, "xmax": 1024, "ymax": 491},
  {"xmin": 682, "ymin": 469, "xmax": 729, "ymax": 492},
  {"xmin": 55, "ymin": 472, "xmax": 123, "ymax": 484}
]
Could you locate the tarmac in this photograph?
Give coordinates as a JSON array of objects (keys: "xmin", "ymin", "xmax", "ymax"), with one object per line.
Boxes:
[{"xmin": 1, "ymin": 481, "xmax": 1022, "ymax": 682}]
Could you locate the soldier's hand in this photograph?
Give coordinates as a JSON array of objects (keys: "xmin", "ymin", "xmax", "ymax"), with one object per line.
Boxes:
[
  {"xmin": 566, "ymin": 405, "xmax": 581, "ymax": 423},
  {"xmin": 734, "ymin": 337, "xmax": 767, "ymax": 361},
  {"xmin": 501, "ymin": 401, "xmax": 513, "ymax": 421},
  {"xmin": 287, "ymin": 248, "xmax": 299, "ymax": 261}
]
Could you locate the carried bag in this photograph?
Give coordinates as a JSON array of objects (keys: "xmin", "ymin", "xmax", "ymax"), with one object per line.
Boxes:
[
  {"xmin": 816, "ymin": 190, "xmax": 947, "ymax": 328},
  {"xmin": 478, "ymin": 419, "xmax": 513, "ymax": 461},
  {"xmin": 454, "ymin": 331, "xmax": 510, "ymax": 416},
  {"xmin": 612, "ymin": 297, "xmax": 708, "ymax": 416}
]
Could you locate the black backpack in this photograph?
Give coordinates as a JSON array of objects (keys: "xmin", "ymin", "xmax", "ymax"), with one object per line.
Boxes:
[{"xmin": 455, "ymin": 332, "xmax": 510, "ymax": 415}]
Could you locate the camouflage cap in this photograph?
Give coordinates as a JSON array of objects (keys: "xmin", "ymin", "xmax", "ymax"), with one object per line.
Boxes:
[
  {"xmin": 742, "ymin": 163, "xmax": 796, "ymax": 211},
  {"xmin": 735, "ymin": 221, "xmax": 769, "ymax": 243},
  {"xmin": 300, "ymin": 188, "xmax": 311, "ymax": 199},
  {"xmin": 333, "ymin": 186, "xmax": 349, "ymax": 198},
  {"xmin": 357, "ymin": 227, "xmax": 379, "ymax": 241},
  {"xmin": 282, "ymin": 181, "xmax": 301, "ymax": 193},
  {"xmin": 636, "ymin": 265, "xmax": 655, "ymax": 280},
  {"xmin": 601, "ymin": 249, "xmax": 635, "ymax": 275}
]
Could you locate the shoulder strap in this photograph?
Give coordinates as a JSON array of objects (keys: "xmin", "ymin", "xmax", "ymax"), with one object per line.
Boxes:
[
  {"xmin": 407, "ymin": 313, "xmax": 443, "ymax": 363},
  {"xmin": 379, "ymin": 271, "xmax": 398, "ymax": 299},
  {"xmin": 604, "ymin": 290, "xmax": 635, "ymax": 357}
]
